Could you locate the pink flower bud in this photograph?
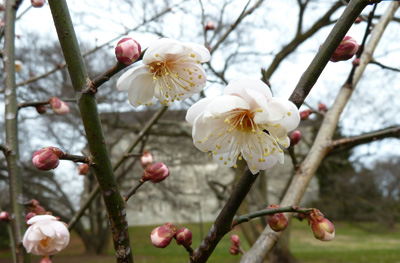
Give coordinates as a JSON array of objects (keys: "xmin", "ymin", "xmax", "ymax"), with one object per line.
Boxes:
[
  {"xmin": 176, "ymin": 228, "xmax": 192, "ymax": 246},
  {"xmin": 300, "ymin": 109, "xmax": 312, "ymax": 120},
  {"xmin": 28, "ymin": 199, "xmax": 40, "ymax": 208},
  {"xmin": 355, "ymin": 17, "xmax": 363, "ymax": 24},
  {"xmin": 49, "ymin": 97, "xmax": 70, "ymax": 116},
  {"xmin": 0, "ymin": 211, "xmax": 11, "ymax": 223},
  {"xmin": 229, "ymin": 246, "xmax": 239, "ymax": 255},
  {"xmin": 31, "ymin": 205, "xmax": 46, "ymax": 215},
  {"xmin": 25, "ymin": 212, "xmax": 37, "ymax": 224},
  {"xmin": 15, "ymin": 60, "xmax": 23, "ymax": 72},
  {"xmin": 318, "ymin": 102, "xmax": 327, "ymax": 112},
  {"xmin": 308, "ymin": 209, "xmax": 335, "ymax": 241},
  {"xmin": 32, "ymin": 147, "xmax": 63, "ymax": 171},
  {"xmin": 230, "ymin": 234, "xmax": 241, "ymax": 246},
  {"xmin": 31, "ymin": 0, "xmax": 45, "ymax": 7},
  {"xmin": 78, "ymin": 163, "xmax": 90, "ymax": 175},
  {"xmin": 115, "ymin": 38, "xmax": 141, "ymax": 65},
  {"xmin": 40, "ymin": 256, "xmax": 52, "ymax": 263},
  {"xmin": 290, "ymin": 130, "xmax": 302, "ymax": 146},
  {"xmin": 205, "ymin": 21, "xmax": 215, "ymax": 31},
  {"xmin": 35, "ymin": 105, "xmax": 47, "ymax": 115},
  {"xmin": 150, "ymin": 223, "xmax": 177, "ymax": 248},
  {"xmin": 330, "ymin": 36, "xmax": 359, "ymax": 62},
  {"xmin": 139, "ymin": 151, "xmax": 154, "ymax": 169},
  {"xmin": 353, "ymin": 58, "xmax": 360, "ymax": 67},
  {"xmin": 267, "ymin": 204, "xmax": 288, "ymax": 232},
  {"xmin": 142, "ymin": 162, "xmax": 170, "ymax": 183}
]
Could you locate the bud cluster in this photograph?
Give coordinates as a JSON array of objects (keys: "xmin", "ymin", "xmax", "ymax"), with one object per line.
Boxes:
[
  {"xmin": 150, "ymin": 223, "xmax": 193, "ymax": 249},
  {"xmin": 229, "ymin": 234, "xmax": 244, "ymax": 255}
]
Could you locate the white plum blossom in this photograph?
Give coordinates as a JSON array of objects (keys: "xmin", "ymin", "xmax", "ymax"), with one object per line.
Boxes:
[
  {"xmin": 117, "ymin": 38, "xmax": 211, "ymax": 107},
  {"xmin": 23, "ymin": 215, "xmax": 70, "ymax": 256},
  {"xmin": 186, "ymin": 78, "xmax": 300, "ymax": 174}
]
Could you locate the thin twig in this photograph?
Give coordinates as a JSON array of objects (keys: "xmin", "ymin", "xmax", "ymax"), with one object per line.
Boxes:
[{"xmin": 123, "ymin": 180, "xmax": 145, "ymax": 203}]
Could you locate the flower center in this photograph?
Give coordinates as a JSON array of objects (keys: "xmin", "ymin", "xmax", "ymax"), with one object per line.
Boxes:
[
  {"xmin": 40, "ymin": 237, "xmax": 51, "ymax": 248},
  {"xmin": 149, "ymin": 61, "xmax": 172, "ymax": 76},
  {"xmin": 225, "ymin": 109, "xmax": 256, "ymax": 133}
]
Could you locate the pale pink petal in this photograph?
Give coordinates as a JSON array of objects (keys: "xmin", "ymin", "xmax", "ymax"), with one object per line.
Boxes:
[
  {"xmin": 143, "ymin": 38, "xmax": 186, "ymax": 64},
  {"xmin": 27, "ymin": 215, "xmax": 57, "ymax": 225},
  {"xmin": 267, "ymin": 98, "xmax": 300, "ymax": 131},
  {"xmin": 203, "ymin": 95, "xmax": 249, "ymax": 118},
  {"xmin": 183, "ymin": 42, "xmax": 211, "ymax": 62}
]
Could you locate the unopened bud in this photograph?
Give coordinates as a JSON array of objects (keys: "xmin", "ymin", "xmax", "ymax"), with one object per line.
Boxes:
[
  {"xmin": 25, "ymin": 212, "xmax": 36, "ymax": 224},
  {"xmin": 115, "ymin": 38, "xmax": 141, "ymax": 65},
  {"xmin": 0, "ymin": 211, "xmax": 11, "ymax": 223},
  {"xmin": 267, "ymin": 204, "xmax": 288, "ymax": 232},
  {"xmin": 290, "ymin": 130, "xmax": 302, "ymax": 146},
  {"xmin": 318, "ymin": 102, "xmax": 327, "ymax": 112},
  {"xmin": 35, "ymin": 105, "xmax": 47, "ymax": 115},
  {"xmin": 308, "ymin": 209, "xmax": 335, "ymax": 241},
  {"xmin": 329, "ymin": 36, "xmax": 359, "ymax": 62},
  {"xmin": 40, "ymin": 256, "xmax": 52, "ymax": 263},
  {"xmin": 150, "ymin": 223, "xmax": 177, "ymax": 248},
  {"xmin": 78, "ymin": 163, "xmax": 90, "ymax": 175},
  {"xmin": 355, "ymin": 16, "xmax": 363, "ymax": 24},
  {"xmin": 31, "ymin": 205, "xmax": 46, "ymax": 215},
  {"xmin": 142, "ymin": 162, "xmax": 170, "ymax": 183},
  {"xmin": 230, "ymin": 234, "xmax": 241, "ymax": 246},
  {"xmin": 49, "ymin": 97, "xmax": 70, "ymax": 116},
  {"xmin": 15, "ymin": 60, "xmax": 23, "ymax": 72},
  {"xmin": 140, "ymin": 151, "xmax": 154, "ymax": 169},
  {"xmin": 205, "ymin": 21, "xmax": 215, "ymax": 31},
  {"xmin": 176, "ymin": 228, "xmax": 192, "ymax": 246},
  {"xmin": 229, "ymin": 246, "xmax": 239, "ymax": 255},
  {"xmin": 31, "ymin": 0, "xmax": 45, "ymax": 7},
  {"xmin": 32, "ymin": 147, "xmax": 63, "ymax": 171},
  {"xmin": 28, "ymin": 199, "xmax": 40, "ymax": 208},
  {"xmin": 300, "ymin": 109, "xmax": 312, "ymax": 120},
  {"xmin": 352, "ymin": 58, "xmax": 360, "ymax": 67}
]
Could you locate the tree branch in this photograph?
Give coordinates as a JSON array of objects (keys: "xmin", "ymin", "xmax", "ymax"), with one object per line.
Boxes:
[
  {"xmin": 191, "ymin": 169, "xmax": 259, "ymax": 263},
  {"xmin": 3, "ymin": 1, "xmax": 26, "ymax": 262},
  {"xmin": 48, "ymin": 1, "xmax": 133, "ymax": 262}
]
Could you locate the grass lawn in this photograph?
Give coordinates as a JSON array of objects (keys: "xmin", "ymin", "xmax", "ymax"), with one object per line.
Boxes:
[{"xmin": 1, "ymin": 220, "xmax": 400, "ymax": 262}]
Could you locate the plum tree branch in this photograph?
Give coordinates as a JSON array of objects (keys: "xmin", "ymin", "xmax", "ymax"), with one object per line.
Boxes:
[
  {"xmin": 3, "ymin": 1, "xmax": 26, "ymax": 262},
  {"xmin": 240, "ymin": 1, "xmax": 399, "ymax": 262},
  {"xmin": 48, "ymin": 1, "xmax": 133, "ymax": 262}
]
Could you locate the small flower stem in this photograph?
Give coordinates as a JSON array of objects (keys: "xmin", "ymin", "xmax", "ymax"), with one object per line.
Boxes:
[
  {"xmin": 18, "ymin": 98, "xmax": 75, "ymax": 110},
  {"xmin": 238, "ymin": 246, "xmax": 246, "ymax": 255},
  {"xmin": 231, "ymin": 206, "xmax": 312, "ymax": 228},
  {"xmin": 191, "ymin": 170, "xmax": 258, "ymax": 263},
  {"xmin": 7, "ymin": 224, "xmax": 17, "ymax": 263},
  {"xmin": 123, "ymin": 180, "xmax": 145, "ymax": 203},
  {"xmin": 60, "ymin": 153, "xmax": 91, "ymax": 164},
  {"xmin": 3, "ymin": 1, "xmax": 26, "ymax": 262},
  {"xmin": 123, "ymin": 153, "xmax": 143, "ymax": 158}
]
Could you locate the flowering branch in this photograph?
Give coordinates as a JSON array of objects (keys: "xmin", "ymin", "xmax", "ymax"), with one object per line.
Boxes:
[
  {"xmin": 15, "ymin": 5, "xmax": 174, "ymax": 88},
  {"xmin": 289, "ymin": 0, "xmax": 369, "ymax": 108},
  {"xmin": 231, "ymin": 206, "xmax": 312, "ymax": 227},
  {"xmin": 328, "ymin": 126, "xmax": 400, "ymax": 154},
  {"xmin": 191, "ymin": 170, "xmax": 259, "ymax": 263},
  {"xmin": 3, "ymin": 1, "xmax": 26, "ymax": 262},
  {"xmin": 48, "ymin": 1, "xmax": 133, "ymax": 262},
  {"xmin": 18, "ymin": 98, "xmax": 75, "ymax": 109},
  {"xmin": 241, "ymin": 2, "xmax": 400, "ymax": 262},
  {"xmin": 59, "ymin": 153, "xmax": 91, "ymax": 164}
]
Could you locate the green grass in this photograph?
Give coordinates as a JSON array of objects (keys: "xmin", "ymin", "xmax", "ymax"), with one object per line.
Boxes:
[{"xmin": 1, "ymin": 221, "xmax": 400, "ymax": 263}]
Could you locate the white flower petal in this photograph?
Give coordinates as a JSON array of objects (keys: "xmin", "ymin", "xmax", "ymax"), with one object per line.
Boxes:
[
  {"xmin": 127, "ymin": 72, "xmax": 155, "ymax": 107},
  {"xmin": 224, "ymin": 78, "xmax": 272, "ymax": 98},
  {"xmin": 183, "ymin": 42, "xmax": 211, "ymax": 62},
  {"xmin": 27, "ymin": 215, "xmax": 57, "ymax": 225},
  {"xmin": 116, "ymin": 66, "xmax": 146, "ymax": 91},
  {"xmin": 186, "ymin": 97, "xmax": 215, "ymax": 124},
  {"xmin": 203, "ymin": 95, "xmax": 249, "ymax": 119}
]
